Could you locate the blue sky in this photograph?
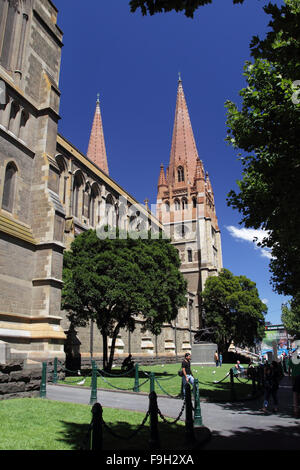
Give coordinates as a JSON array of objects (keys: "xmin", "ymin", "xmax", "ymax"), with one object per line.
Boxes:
[{"xmin": 54, "ymin": 0, "xmax": 288, "ymax": 324}]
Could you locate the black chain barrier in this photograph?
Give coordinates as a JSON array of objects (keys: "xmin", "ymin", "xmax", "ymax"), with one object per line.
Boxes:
[{"xmin": 157, "ymin": 399, "xmax": 186, "ymax": 425}]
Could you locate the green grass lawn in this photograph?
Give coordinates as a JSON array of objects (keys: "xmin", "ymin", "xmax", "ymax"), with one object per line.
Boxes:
[
  {"xmin": 0, "ymin": 398, "xmax": 187, "ymax": 450},
  {"xmin": 61, "ymin": 362, "xmax": 254, "ymax": 402}
]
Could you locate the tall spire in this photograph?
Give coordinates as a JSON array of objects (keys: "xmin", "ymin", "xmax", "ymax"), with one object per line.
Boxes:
[
  {"xmin": 87, "ymin": 94, "xmax": 109, "ymax": 175},
  {"xmin": 168, "ymin": 77, "xmax": 199, "ymax": 185}
]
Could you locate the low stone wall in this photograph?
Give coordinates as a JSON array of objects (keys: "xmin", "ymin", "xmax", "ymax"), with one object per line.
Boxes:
[{"xmin": 0, "ymin": 360, "xmax": 42, "ymax": 400}]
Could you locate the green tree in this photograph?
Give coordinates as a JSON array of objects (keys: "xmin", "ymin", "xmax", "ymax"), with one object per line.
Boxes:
[
  {"xmin": 200, "ymin": 268, "xmax": 267, "ymax": 353},
  {"xmin": 226, "ymin": 1, "xmax": 300, "ymax": 298},
  {"xmin": 62, "ymin": 229, "xmax": 187, "ymax": 370},
  {"xmin": 281, "ymin": 296, "xmax": 300, "ymax": 339},
  {"xmin": 130, "ymin": 0, "xmax": 245, "ymax": 18}
]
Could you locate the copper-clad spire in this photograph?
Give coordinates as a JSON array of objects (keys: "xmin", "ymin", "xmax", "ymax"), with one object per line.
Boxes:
[
  {"xmin": 168, "ymin": 77, "xmax": 199, "ymax": 185},
  {"xmin": 87, "ymin": 94, "xmax": 109, "ymax": 175}
]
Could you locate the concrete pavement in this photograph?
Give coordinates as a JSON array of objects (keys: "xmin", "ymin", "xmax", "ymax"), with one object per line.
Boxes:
[{"xmin": 46, "ymin": 375, "xmax": 300, "ymax": 450}]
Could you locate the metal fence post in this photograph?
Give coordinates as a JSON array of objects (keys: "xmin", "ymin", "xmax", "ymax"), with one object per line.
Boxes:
[
  {"xmin": 150, "ymin": 372, "xmax": 155, "ymax": 393},
  {"xmin": 40, "ymin": 361, "xmax": 47, "ymax": 398},
  {"xmin": 90, "ymin": 360, "xmax": 98, "ymax": 405},
  {"xmin": 53, "ymin": 357, "xmax": 58, "ymax": 384},
  {"xmin": 185, "ymin": 383, "xmax": 195, "ymax": 443},
  {"xmin": 134, "ymin": 363, "xmax": 140, "ymax": 392},
  {"xmin": 90, "ymin": 402, "xmax": 103, "ymax": 451},
  {"xmin": 193, "ymin": 378, "xmax": 203, "ymax": 427},
  {"xmin": 149, "ymin": 391, "xmax": 160, "ymax": 450}
]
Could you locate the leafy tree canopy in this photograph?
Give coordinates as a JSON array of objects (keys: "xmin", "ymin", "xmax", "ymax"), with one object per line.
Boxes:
[
  {"xmin": 62, "ymin": 229, "xmax": 187, "ymax": 369},
  {"xmin": 281, "ymin": 295, "xmax": 300, "ymax": 339},
  {"xmin": 129, "ymin": 0, "xmax": 245, "ymax": 18},
  {"xmin": 200, "ymin": 268, "xmax": 267, "ymax": 352},
  {"xmin": 226, "ymin": 0, "xmax": 300, "ymax": 298}
]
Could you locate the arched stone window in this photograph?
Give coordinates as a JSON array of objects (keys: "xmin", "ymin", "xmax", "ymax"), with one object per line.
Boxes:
[
  {"xmin": 105, "ymin": 193, "xmax": 115, "ymax": 226},
  {"xmin": 8, "ymin": 101, "xmax": 20, "ymax": 136},
  {"xmin": 19, "ymin": 109, "xmax": 29, "ymax": 143},
  {"xmin": 165, "ymin": 201, "xmax": 170, "ymax": 212},
  {"xmin": 89, "ymin": 183, "xmax": 100, "ymax": 227},
  {"xmin": 0, "ymin": 0, "xmax": 19, "ymax": 70},
  {"xmin": 0, "ymin": 1, "xmax": 29, "ymax": 76},
  {"xmin": 182, "ymin": 198, "xmax": 188, "ymax": 210},
  {"xmin": 174, "ymin": 199, "xmax": 180, "ymax": 211},
  {"xmin": 177, "ymin": 166, "xmax": 184, "ymax": 182},
  {"xmin": 2, "ymin": 161, "xmax": 17, "ymax": 212},
  {"xmin": 72, "ymin": 171, "xmax": 84, "ymax": 218}
]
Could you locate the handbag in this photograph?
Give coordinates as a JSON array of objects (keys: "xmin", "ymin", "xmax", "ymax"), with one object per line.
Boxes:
[{"xmin": 178, "ymin": 369, "xmax": 183, "ymax": 377}]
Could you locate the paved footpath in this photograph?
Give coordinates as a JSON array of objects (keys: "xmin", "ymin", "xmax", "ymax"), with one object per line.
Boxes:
[{"xmin": 46, "ymin": 375, "xmax": 300, "ymax": 451}]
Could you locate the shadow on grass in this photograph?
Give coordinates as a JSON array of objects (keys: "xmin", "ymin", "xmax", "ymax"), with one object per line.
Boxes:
[
  {"xmin": 197, "ymin": 379, "xmax": 260, "ymax": 403},
  {"xmin": 57, "ymin": 419, "xmax": 199, "ymax": 451}
]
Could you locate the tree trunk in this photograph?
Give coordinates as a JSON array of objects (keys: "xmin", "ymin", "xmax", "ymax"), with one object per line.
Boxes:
[
  {"xmin": 107, "ymin": 325, "xmax": 121, "ymax": 371},
  {"xmin": 102, "ymin": 332, "xmax": 108, "ymax": 370}
]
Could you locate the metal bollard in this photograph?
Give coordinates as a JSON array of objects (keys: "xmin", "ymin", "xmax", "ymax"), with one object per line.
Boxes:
[
  {"xmin": 193, "ymin": 378, "xmax": 203, "ymax": 427},
  {"xmin": 40, "ymin": 361, "xmax": 47, "ymax": 398},
  {"xmin": 53, "ymin": 357, "xmax": 58, "ymax": 384},
  {"xmin": 89, "ymin": 360, "xmax": 98, "ymax": 405},
  {"xmin": 149, "ymin": 391, "xmax": 160, "ymax": 449},
  {"xmin": 150, "ymin": 372, "xmax": 155, "ymax": 393},
  {"xmin": 134, "ymin": 363, "xmax": 140, "ymax": 392},
  {"xmin": 90, "ymin": 403, "xmax": 103, "ymax": 451}
]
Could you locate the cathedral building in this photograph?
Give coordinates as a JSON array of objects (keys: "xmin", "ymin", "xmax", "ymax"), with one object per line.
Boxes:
[
  {"xmin": 156, "ymin": 77, "xmax": 223, "ymax": 332},
  {"xmin": 0, "ymin": 0, "xmax": 223, "ymax": 366}
]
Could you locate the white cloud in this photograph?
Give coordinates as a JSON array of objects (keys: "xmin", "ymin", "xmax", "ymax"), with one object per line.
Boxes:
[
  {"xmin": 226, "ymin": 226, "xmax": 273, "ymax": 259},
  {"xmin": 262, "ymin": 298, "xmax": 269, "ymax": 305}
]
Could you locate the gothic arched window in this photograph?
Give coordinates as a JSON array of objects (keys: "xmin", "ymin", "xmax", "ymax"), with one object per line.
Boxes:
[
  {"xmin": 174, "ymin": 199, "xmax": 180, "ymax": 211},
  {"xmin": 182, "ymin": 198, "xmax": 188, "ymax": 210},
  {"xmin": 0, "ymin": 1, "xmax": 28, "ymax": 73},
  {"xmin": 2, "ymin": 161, "xmax": 17, "ymax": 212},
  {"xmin": 89, "ymin": 184, "xmax": 99, "ymax": 227},
  {"xmin": 73, "ymin": 172, "xmax": 84, "ymax": 218},
  {"xmin": 177, "ymin": 166, "xmax": 184, "ymax": 182}
]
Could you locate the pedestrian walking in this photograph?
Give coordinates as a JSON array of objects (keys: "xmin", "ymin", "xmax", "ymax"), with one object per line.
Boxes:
[
  {"xmin": 181, "ymin": 352, "xmax": 194, "ymax": 396},
  {"xmin": 261, "ymin": 361, "xmax": 281, "ymax": 413},
  {"xmin": 288, "ymin": 350, "xmax": 300, "ymax": 418},
  {"xmin": 214, "ymin": 350, "xmax": 219, "ymax": 367},
  {"xmin": 219, "ymin": 352, "xmax": 223, "ymax": 367}
]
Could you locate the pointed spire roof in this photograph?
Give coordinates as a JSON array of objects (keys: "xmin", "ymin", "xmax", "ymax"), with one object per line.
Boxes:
[
  {"xmin": 158, "ymin": 163, "xmax": 167, "ymax": 187},
  {"xmin": 87, "ymin": 94, "xmax": 109, "ymax": 175},
  {"xmin": 194, "ymin": 157, "xmax": 205, "ymax": 182},
  {"xmin": 168, "ymin": 77, "xmax": 199, "ymax": 185}
]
